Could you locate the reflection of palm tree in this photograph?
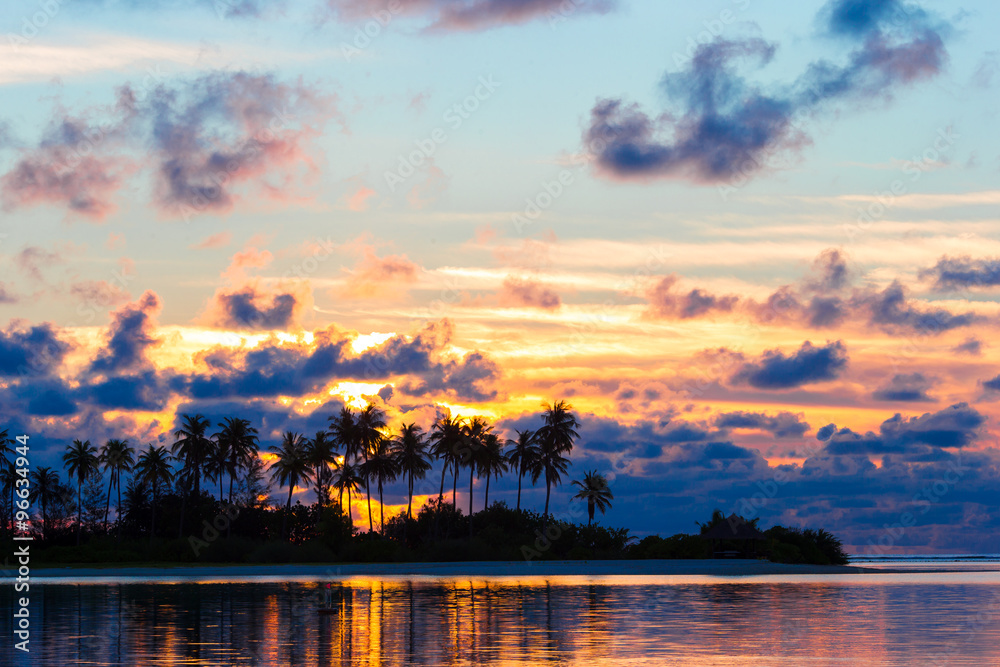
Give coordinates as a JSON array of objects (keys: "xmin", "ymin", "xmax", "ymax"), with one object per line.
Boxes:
[
  {"xmin": 356, "ymin": 402, "xmax": 387, "ymax": 533},
  {"xmin": 306, "ymin": 431, "xmax": 338, "ymax": 507},
  {"xmin": 63, "ymin": 439, "xmax": 99, "ymax": 545},
  {"xmin": 135, "ymin": 445, "xmax": 174, "ymax": 543},
  {"xmin": 572, "ymin": 470, "xmax": 613, "ymax": 526},
  {"xmin": 332, "ymin": 461, "xmax": 363, "ymax": 524},
  {"xmin": 268, "ymin": 431, "xmax": 313, "ymax": 540},
  {"xmin": 361, "ymin": 437, "xmax": 400, "ymax": 535},
  {"xmin": 28, "ymin": 466, "xmax": 59, "ymax": 539},
  {"xmin": 392, "ymin": 423, "xmax": 431, "ymax": 519},
  {"xmin": 479, "ymin": 433, "xmax": 506, "ymax": 510},
  {"xmin": 429, "ymin": 412, "xmax": 464, "ymax": 510},
  {"xmin": 101, "ymin": 439, "xmax": 135, "ymax": 539},
  {"xmin": 505, "ymin": 429, "xmax": 539, "ymax": 512}
]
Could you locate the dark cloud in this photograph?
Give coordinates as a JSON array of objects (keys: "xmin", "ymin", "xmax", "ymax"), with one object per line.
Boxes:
[
  {"xmin": 824, "ymin": 402, "xmax": 986, "ymax": 455},
  {"xmin": 920, "ymin": 256, "xmax": 1000, "ymax": 291},
  {"xmin": 857, "ymin": 281, "xmax": 977, "ymax": 334},
  {"xmin": 0, "ymin": 323, "xmax": 71, "ymax": 377},
  {"xmin": 585, "ymin": 0, "xmax": 946, "ymax": 183},
  {"xmin": 872, "ymin": 372, "xmax": 935, "ymax": 402},
  {"xmin": 89, "ymin": 291, "xmax": 161, "ymax": 375},
  {"xmin": 953, "ymin": 337, "xmax": 983, "ymax": 356},
  {"xmin": 212, "ymin": 285, "xmax": 302, "ymax": 330},
  {"xmin": 1, "ymin": 72, "xmax": 335, "ymax": 220},
  {"xmin": 983, "ymin": 375, "xmax": 1000, "ymax": 392},
  {"xmin": 89, "ymin": 371, "xmax": 171, "ymax": 411},
  {"xmin": 499, "ymin": 277, "xmax": 561, "ymax": 310},
  {"xmin": 176, "ymin": 319, "xmax": 501, "ymax": 402},
  {"xmin": 714, "ymin": 410, "xmax": 810, "ymax": 438},
  {"xmin": 731, "ymin": 340, "xmax": 848, "ymax": 390},
  {"xmin": 816, "ymin": 423, "xmax": 837, "ymax": 441},
  {"xmin": 327, "ymin": 0, "xmax": 616, "ymax": 32},
  {"xmin": 645, "ymin": 275, "xmax": 737, "ymax": 318}
]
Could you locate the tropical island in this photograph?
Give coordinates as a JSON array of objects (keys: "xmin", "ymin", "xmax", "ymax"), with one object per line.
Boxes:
[{"xmin": 2, "ymin": 401, "xmax": 848, "ymax": 568}]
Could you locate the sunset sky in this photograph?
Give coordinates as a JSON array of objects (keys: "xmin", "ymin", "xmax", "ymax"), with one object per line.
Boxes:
[{"xmin": 2, "ymin": 0, "xmax": 999, "ymax": 552}]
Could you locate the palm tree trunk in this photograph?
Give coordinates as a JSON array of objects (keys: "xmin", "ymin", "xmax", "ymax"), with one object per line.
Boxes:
[
  {"xmin": 346, "ymin": 488, "xmax": 352, "ymax": 523},
  {"xmin": 378, "ymin": 482, "xmax": 385, "ymax": 536},
  {"xmin": 116, "ymin": 479, "xmax": 122, "ymax": 541},
  {"xmin": 363, "ymin": 451, "xmax": 373, "ymax": 533},
  {"xmin": 588, "ymin": 499, "xmax": 594, "ymax": 527},
  {"xmin": 407, "ymin": 475, "xmax": 414, "ymax": 520},
  {"xmin": 438, "ymin": 462, "xmax": 447, "ymax": 499},
  {"xmin": 104, "ymin": 475, "xmax": 113, "ymax": 533},
  {"xmin": 468, "ymin": 468, "xmax": 474, "ymax": 538},
  {"xmin": 452, "ymin": 466, "xmax": 458, "ymax": 511},
  {"xmin": 484, "ymin": 475, "xmax": 490, "ymax": 510},
  {"xmin": 150, "ymin": 486, "xmax": 157, "ymax": 546},
  {"xmin": 283, "ymin": 485, "xmax": 293, "ymax": 540},
  {"xmin": 77, "ymin": 480, "xmax": 82, "ymax": 546},
  {"xmin": 543, "ymin": 477, "xmax": 552, "ymax": 527},
  {"xmin": 516, "ymin": 469, "xmax": 522, "ymax": 511}
]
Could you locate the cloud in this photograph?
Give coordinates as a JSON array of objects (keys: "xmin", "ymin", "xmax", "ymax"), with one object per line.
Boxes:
[
  {"xmin": 347, "ymin": 186, "xmax": 376, "ymax": 211},
  {"xmin": 0, "ymin": 323, "xmax": 71, "ymax": 377},
  {"xmin": 89, "ymin": 291, "xmax": 162, "ymax": 374},
  {"xmin": 983, "ymin": 375, "xmax": 1000, "ymax": 392},
  {"xmin": 920, "ymin": 256, "xmax": 1000, "ymax": 290},
  {"xmin": 498, "ymin": 277, "xmax": 561, "ymax": 310},
  {"xmin": 714, "ymin": 410, "xmax": 810, "ymax": 438},
  {"xmin": 0, "ymin": 283, "xmax": 17, "ymax": 304},
  {"xmin": 326, "ymin": 0, "xmax": 616, "ymax": 32},
  {"xmin": 645, "ymin": 274, "xmax": 738, "ymax": 318},
  {"xmin": 953, "ymin": 337, "xmax": 983, "ymax": 356},
  {"xmin": 0, "ymin": 72, "xmax": 338, "ymax": 220},
  {"xmin": 872, "ymin": 372, "xmax": 935, "ymax": 402},
  {"xmin": 342, "ymin": 248, "xmax": 420, "ymax": 298},
  {"xmin": 824, "ymin": 403, "xmax": 986, "ymax": 455},
  {"xmin": 816, "ymin": 423, "xmax": 837, "ymax": 441},
  {"xmin": 584, "ymin": 0, "xmax": 947, "ymax": 183},
  {"xmin": 209, "ymin": 282, "xmax": 309, "ymax": 330},
  {"xmin": 71, "ymin": 280, "xmax": 132, "ymax": 310},
  {"xmin": 190, "ymin": 231, "xmax": 234, "ymax": 250},
  {"xmin": 731, "ymin": 340, "xmax": 848, "ymax": 389}
]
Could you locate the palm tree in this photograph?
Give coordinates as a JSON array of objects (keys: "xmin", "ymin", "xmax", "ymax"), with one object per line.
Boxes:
[
  {"xmin": 268, "ymin": 432, "xmax": 313, "ymax": 541},
  {"xmin": 204, "ymin": 435, "xmax": 229, "ymax": 503},
  {"xmin": 101, "ymin": 439, "xmax": 135, "ymax": 539},
  {"xmin": 462, "ymin": 417, "xmax": 493, "ymax": 518},
  {"xmin": 505, "ymin": 429, "xmax": 539, "ymax": 511},
  {"xmin": 134, "ymin": 445, "xmax": 174, "ymax": 543},
  {"xmin": 392, "ymin": 423, "xmax": 431, "ymax": 519},
  {"xmin": 331, "ymin": 460, "xmax": 363, "ymax": 525},
  {"xmin": 172, "ymin": 414, "xmax": 212, "ymax": 497},
  {"xmin": 571, "ymin": 470, "xmax": 613, "ymax": 526},
  {"xmin": 360, "ymin": 436, "xmax": 401, "ymax": 535},
  {"xmin": 355, "ymin": 402, "xmax": 387, "ymax": 533},
  {"xmin": 306, "ymin": 431, "xmax": 338, "ymax": 507},
  {"xmin": 429, "ymin": 412, "xmax": 464, "ymax": 510},
  {"xmin": 214, "ymin": 417, "xmax": 259, "ymax": 504},
  {"xmin": 537, "ymin": 400, "xmax": 580, "ymax": 457},
  {"xmin": 478, "ymin": 432, "xmax": 507, "ymax": 510},
  {"xmin": 0, "ymin": 429, "xmax": 14, "ymax": 535},
  {"xmin": 532, "ymin": 445, "xmax": 570, "ymax": 525},
  {"xmin": 28, "ymin": 467, "xmax": 60, "ymax": 539},
  {"xmin": 63, "ymin": 439, "xmax": 99, "ymax": 545},
  {"xmin": 0, "ymin": 463, "xmax": 15, "ymax": 538}
]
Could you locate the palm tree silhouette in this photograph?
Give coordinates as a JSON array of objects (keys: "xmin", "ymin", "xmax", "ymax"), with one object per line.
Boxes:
[
  {"xmin": 571, "ymin": 470, "xmax": 613, "ymax": 526},
  {"xmin": 28, "ymin": 466, "xmax": 60, "ymax": 539},
  {"xmin": 0, "ymin": 429, "xmax": 15, "ymax": 536},
  {"xmin": 204, "ymin": 434, "xmax": 229, "ymax": 502},
  {"xmin": 135, "ymin": 445, "xmax": 174, "ymax": 544},
  {"xmin": 361, "ymin": 436, "xmax": 401, "ymax": 535},
  {"xmin": 429, "ymin": 411, "xmax": 464, "ymax": 510},
  {"xmin": 392, "ymin": 423, "xmax": 431, "ymax": 520},
  {"xmin": 462, "ymin": 416, "xmax": 493, "ymax": 518},
  {"xmin": 332, "ymin": 460, "xmax": 363, "ymax": 525},
  {"xmin": 535, "ymin": 400, "xmax": 579, "ymax": 523},
  {"xmin": 478, "ymin": 432, "xmax": 507, "ymax": 510},
  {"xmin": 172, "ymin": 413, "xmax": 212, "ymax": 497},
  {"xmin": 331, "ymin": 459, "xmax": 361, "ymax": 523},
  {"xmin": 100, "ymin": 439, "xmax": 135, "ymax": 539},
  {"xmin": 214, "ymin": 417, "xmax": 259, "ymax": 504},
  {"xmin": 505, "ymin": 429, "xmax": 539, "ymax": 511},
  {"xmin": 63, "ymin": 439, "xmax": 99, "ymax": 545},
  {"xmin": 306, "ymin": 431, "xmax": 338, "ymax": 508},
  {"xmin": 268, "ymin": 431, "xmax": 313, "ymax": 541},
  {"xmin": 355, "ymin": 402, "xmax": 387, "ymax": 533}
]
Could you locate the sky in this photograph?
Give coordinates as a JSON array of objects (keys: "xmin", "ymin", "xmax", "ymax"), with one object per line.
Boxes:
[{"xmin": 1, "ymin": 0, "xmax": 999, "ymax": 554}]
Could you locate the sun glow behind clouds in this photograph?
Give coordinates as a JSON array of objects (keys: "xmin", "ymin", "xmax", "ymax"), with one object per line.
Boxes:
[{"xmin": 329, "ymin": 382, "xmax": 393, "ymax": 409}]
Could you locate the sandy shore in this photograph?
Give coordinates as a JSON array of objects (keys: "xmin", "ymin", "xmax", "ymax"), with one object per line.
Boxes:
[{"xmin": 22, "ymin": 559, "xmax": 886, "ymax": 580}]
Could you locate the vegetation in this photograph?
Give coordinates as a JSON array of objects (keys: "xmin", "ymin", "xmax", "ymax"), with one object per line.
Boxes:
[{"xmin": 0, "ymin": 403, "xmax": 850, "ymax": 567}]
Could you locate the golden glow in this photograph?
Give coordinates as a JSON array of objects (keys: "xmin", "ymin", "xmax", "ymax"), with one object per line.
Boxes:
[
  {"xmin": 328, "ymin": 381, "xmax": 393, "ymax": 409},
  {"xmin": 352, "ymin": 332, "xmax": 395, "ymax": 353}
]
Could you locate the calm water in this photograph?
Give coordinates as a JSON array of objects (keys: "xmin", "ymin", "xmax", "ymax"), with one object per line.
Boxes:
[{"xmin": 4, "ymin": 569, "xmax": 1000, "ymax": 665}]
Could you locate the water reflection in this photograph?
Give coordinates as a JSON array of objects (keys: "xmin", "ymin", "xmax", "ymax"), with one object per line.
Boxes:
[{"xmin": 3, "ymin": 576, "xmax": 1000, "ymax": 665}]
